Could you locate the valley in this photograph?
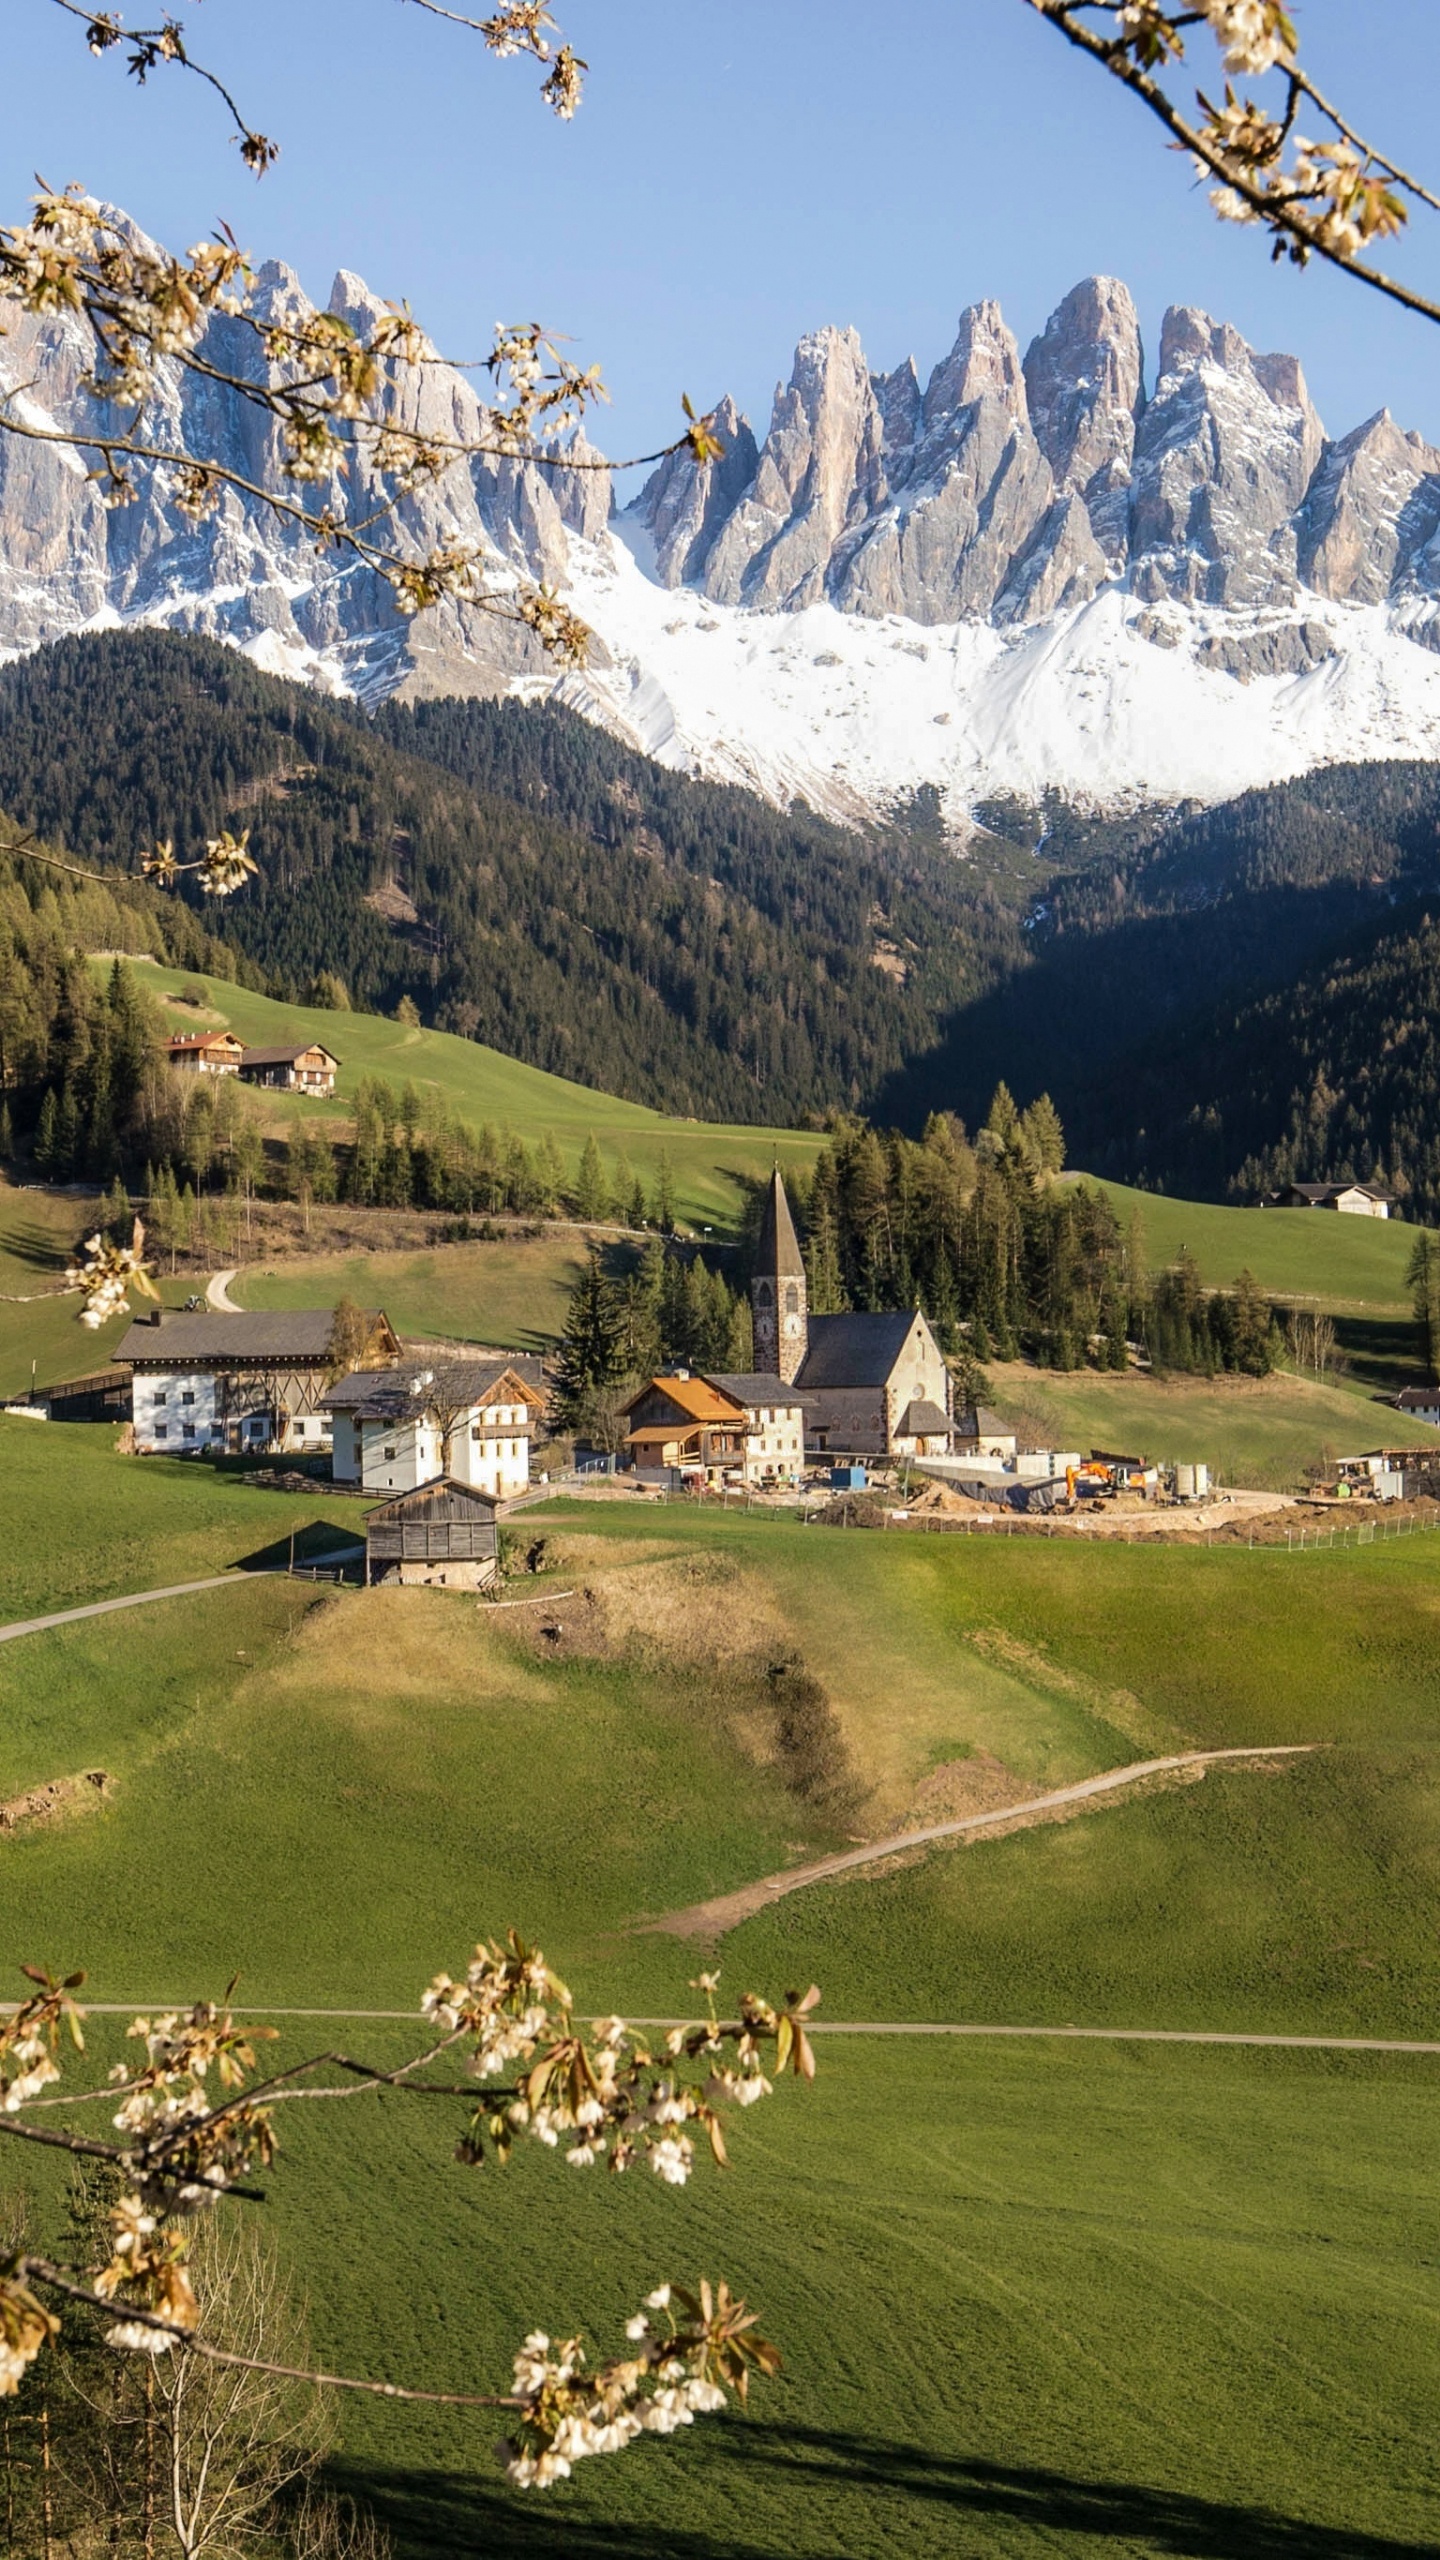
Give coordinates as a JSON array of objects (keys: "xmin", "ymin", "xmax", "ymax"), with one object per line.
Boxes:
[{"xmin": 7, "ymin": 8, "xmax": 1440, "ymax": 2551}]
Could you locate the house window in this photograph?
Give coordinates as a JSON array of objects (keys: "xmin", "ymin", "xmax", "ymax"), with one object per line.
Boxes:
[
  {"xmin": 153, "ymin": 1391, "xmax": 168, "ymax": 1407},
  {"xmin": 181, "ymin": 1390, "xmax": 195, "ymax": 1406},
  {"xmin": 183, "ymin": 1423, "xmax": 195, "ymax": 1440},
  {"xmin": 384, "ymin": 1444, "xmax": 396, "ymax": 1461},
  {"xmin": 154, "ymin": 1423, "xmax": 168, "ymax": 1439},
  {"xmin": 471, "ymin": 1425, "xmax": 482, "ymax": 1441}
]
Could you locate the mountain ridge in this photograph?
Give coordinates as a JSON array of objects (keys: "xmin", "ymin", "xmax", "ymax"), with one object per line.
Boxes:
[{"xmin": 6, "ymin": 224, "xmax": 1440, "ymax": 817}]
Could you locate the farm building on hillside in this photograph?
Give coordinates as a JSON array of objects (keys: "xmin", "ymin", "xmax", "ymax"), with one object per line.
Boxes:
[
  {"xmin": 620, "ymin": 1370, "xmax": 806, "ymax": 1486},
  {"xmin": 621, "ymin": 1373, "xmax": 747, "ymax": 1484},
  {"xmin": 118, "ymin": 1306, "xmax": 399, "ymax": 1454},
  {"xmin": 1261, "ymin": 1181, "xmax": 1394, "ymax": 1218},
  {"xmin": 1395, "ymin": 1386, "xmax": 1440, "ymax": 1427},
  {"xmin": 164, "ymin": 1031, "xmax": 244, "ymax": 1076},
  {"xmin": 750, "ymin": 1170, "xmax": 952, "ymax": 1459},
  {"xmin": 323, "ymin": 1359, "xmax": 546, "ymax": 1497},
  {"xmin": 364, "ymin": 1479, "xmax": 501, "ymax": 1589},
  {"xmin": 238, "ymin": 1042, "xmax": 340, "ymax": 1094}
]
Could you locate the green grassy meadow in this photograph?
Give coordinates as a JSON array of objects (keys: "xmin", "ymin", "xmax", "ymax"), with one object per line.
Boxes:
[
  {"xmin": 9, "ymin": 1439, "xmax": 1440, "ymax": 2551},
  {"xmin": 121, "ymin": 963, "xmax": 823, "ymax": 1233},
  {"xmin": 228, "ymin": 1232, "xmax": 588, "ymax": 1351},
  {"xmin": 985, "ymin": 1357, "xmax": 1440, "ymax": 1482},
  {"xmin": 1084, "ymin": 1175, "xmax": 1422, "ymax": 1314}
]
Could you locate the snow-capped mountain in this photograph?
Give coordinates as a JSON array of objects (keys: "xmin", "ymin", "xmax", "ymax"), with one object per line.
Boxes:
[{"xmin": 7, "ymin": 224, "xmax": 1440, "ymax": 822}]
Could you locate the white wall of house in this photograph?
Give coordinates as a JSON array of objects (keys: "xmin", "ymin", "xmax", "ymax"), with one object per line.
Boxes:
[
  {"xmin": 1333, "ymin": 1190, "xmax": 1390, "ymax": 1218},
  {"xmin": 331, "ymin": 1414, "xmax": 361, "ymax": 1483},
  {"xmin": 738, "ymin": 1403, "xmax": 805, "ymax": 1483},
  {"xmin": 359, "ymin": 1417, "xmax": 443, "ymax": 1495},
  {"xmin": 132, "ymin": 1368, "xmax": 223, "ymax": 1452},
  {"xmin": 450, "ymin": 1402, "xmax": 532, "ymax": 1499}
]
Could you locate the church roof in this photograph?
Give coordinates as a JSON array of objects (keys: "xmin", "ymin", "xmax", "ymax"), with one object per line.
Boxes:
[
  {"xmin": 755, "ymin": 1169, "xmax": 805, "ymax": 1280},
  {"xmin": 796, "ymin": 1311, "xmax": 915, "ymax": 1389}
]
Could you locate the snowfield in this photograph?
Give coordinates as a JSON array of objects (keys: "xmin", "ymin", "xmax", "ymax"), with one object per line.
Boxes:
[{"xmin": 506, "ymin": 528, "xmax": 1440, "ymax": 824}]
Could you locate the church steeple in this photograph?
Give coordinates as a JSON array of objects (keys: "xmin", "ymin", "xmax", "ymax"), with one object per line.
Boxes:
[{"xmin": 752, "ymin": 1168, "xmax": 808, "ymax": 1384}]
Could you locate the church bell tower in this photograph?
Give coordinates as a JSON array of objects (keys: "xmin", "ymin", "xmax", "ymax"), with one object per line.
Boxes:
[{"xmin": 752, "ymin": 1168, "xmax": 808, "ymax": 1384}]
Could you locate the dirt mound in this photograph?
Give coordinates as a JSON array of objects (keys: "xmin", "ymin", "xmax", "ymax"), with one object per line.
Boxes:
[{"xmin": 0, "ymin": 1770, "xmax": 111, "ymax": 1833}]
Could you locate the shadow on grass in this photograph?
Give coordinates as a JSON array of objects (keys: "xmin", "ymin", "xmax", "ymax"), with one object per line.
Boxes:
[
  {"xmin": 232, "ymin": 1518, "xmax": 364, "ymax": 1574},
  {"xmin": 1332, "ymin": 1314, "xmax": 1426, "ymax": 1402},
  {"xmin": 335, "ymin": 2426, "xmax": 1436, "ymax": 2559}
]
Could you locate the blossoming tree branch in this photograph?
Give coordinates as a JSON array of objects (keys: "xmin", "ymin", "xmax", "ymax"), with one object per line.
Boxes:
[
  {"xmin": 1025, "ymin": 1, "xmax": 1440, "ymax": 325},
  {"xmin": 0, "ymin": 1940, "xmax": 821, "ymax": 2491},
  {"xmin": 5, "ymin": 5, "xmax": 723, "ymax": 665}
]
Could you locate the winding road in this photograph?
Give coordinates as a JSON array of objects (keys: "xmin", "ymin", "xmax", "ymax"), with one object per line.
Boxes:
[{"xmin": 648, "ymin": 1745, "xmax": 1320, "ymax": 1937}]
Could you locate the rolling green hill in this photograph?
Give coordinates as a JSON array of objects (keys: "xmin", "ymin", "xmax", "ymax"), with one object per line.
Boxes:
[
  {"xmin": 6, "ymin": 1447, "xmax": 1440, "ymax": 2553},
  {"xmin": 1077, "ymin": 1177, "xmax": 1421, "ymax": 1313},
  {"xmin": 122, "ymin": 962, "xmax": 822, "ymax": 1232}
]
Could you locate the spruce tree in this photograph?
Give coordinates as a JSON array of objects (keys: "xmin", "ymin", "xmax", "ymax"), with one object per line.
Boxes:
[
  {"xmin": 575, "ymin": 1134, "xmax": 608, "ymax": 1223},
  {"xmin": 554, "ymin": 1247, "xmax": 624, "ymax": 1427}
]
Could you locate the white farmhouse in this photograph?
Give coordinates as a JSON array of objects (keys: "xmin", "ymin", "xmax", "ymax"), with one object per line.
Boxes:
[
  {"xmin": 118, "ymin": 1308, "xmax": 399, "ymax": 1455},
  {"xmin": 323, "ymin": 1360, "xmax": 547, "ymax": 1498},
  {"xmin": 704, "ymin": 1373, "xmax": 807, "ymax": 1483}
]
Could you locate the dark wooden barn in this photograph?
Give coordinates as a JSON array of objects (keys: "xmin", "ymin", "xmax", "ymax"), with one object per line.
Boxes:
[{"xmin": 363, "ymin": 1478, "xmax": 502, "ymax": 1588}]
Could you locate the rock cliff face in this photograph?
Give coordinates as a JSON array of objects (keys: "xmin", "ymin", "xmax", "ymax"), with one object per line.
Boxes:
[{"xmin": 7, "ymin": 226, "xmax": 1440, "ymax": 814}]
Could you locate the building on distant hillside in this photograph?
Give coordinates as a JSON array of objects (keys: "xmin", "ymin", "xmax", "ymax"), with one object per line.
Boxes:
[
  {"xmin": 1261, "ymin": 1181, "xmax": 1393, "ymax": 1219},
  {"xmin": 1395, "ymin": 1385, "xmax": 1440, "ymax": 1427},
  {"xmin": 364, "ymin": 1479, "xmax": 502, "ymax": 1590},
  {"xmin": 621, "ymin": 1372, "xmax": 748, "ymax": 1484},
  {"xmin": 322, "ymin": 1359, "xmax": 545, "ymax": 1497},
  {"xmin": 953, "ymin": 1404, "xmax": 1018, "ymax": 1459},
  {"xmin": 118, "ymin": 1307, "xmax": 399, "ymax": 1454},
  {"xmin": 704, "ymin": 1373, "xmax": 807, "ymax": 1484},
  {"xmin": 238, "ymin": 1042, "xmax": 340, "ymax": 1095},
  {"xmin": 748, "ymin": 1171, "xmax": 952, "ymax": 1461},
  {"xmin": 165, "ymin": 1031, "xmax": 244, "ymax": 1076}
]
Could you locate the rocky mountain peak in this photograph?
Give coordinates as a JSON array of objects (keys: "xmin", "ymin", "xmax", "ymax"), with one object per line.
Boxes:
[
  {"xmin": 922, "ymin": 300, "xmax": 1027, "ymax": 427},
  {"xmin": 1022, "ymin": 274, "xmax": 1143, "ymax": 564}
]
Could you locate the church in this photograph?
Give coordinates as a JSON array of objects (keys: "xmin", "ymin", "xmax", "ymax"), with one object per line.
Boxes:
[{"xmin": 752, "ymin": 1170, "xmax": 953, "ymax": 1462}]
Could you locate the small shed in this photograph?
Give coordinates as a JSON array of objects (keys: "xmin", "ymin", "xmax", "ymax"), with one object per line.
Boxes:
[{"xmin": 364, "ymin": 1478, "xmax": 502, "ymax": 1589}]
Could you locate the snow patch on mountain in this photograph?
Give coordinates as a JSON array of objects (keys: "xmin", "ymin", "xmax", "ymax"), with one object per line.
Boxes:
[{"xmin": 510, "ymin": 528, "xmax": 1440, "ymax": 823}]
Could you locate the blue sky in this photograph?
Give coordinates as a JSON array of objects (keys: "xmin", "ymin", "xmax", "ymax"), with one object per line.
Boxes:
[{"xmin": 5, "ymin": 0, "xmax": 1440, "ymax": 472}]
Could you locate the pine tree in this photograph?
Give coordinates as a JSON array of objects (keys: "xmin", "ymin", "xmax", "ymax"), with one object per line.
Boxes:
[
  {"xmin": 653, "ymin": 1151, "xmax": 676, "ymax": 1236},
  {"xmin": 554, "ymin": 1247, "xmax": 624, "ymax": 1427},
  {"xmin": 1408, "ymin": 1231, "xmax": 1440, "ymax": 1383},
  {"xmin": 575, "ymin": 1134, "xmax": 608, "ymax": 1223},
  {"xmin": 0, "ymin": 1097, "xmax": 13, "ymax": 1161}
]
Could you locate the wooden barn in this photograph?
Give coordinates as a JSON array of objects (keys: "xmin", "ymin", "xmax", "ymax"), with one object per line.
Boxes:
[{"xmin": 364, "ymin": 1478, "xmax": 502, "ymax": 1589}]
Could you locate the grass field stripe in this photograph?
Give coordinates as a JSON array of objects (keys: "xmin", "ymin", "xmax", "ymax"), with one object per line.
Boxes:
[{"xmin": 57, "ymin": 2008, "xmax": 1440, "ymax": 2053}]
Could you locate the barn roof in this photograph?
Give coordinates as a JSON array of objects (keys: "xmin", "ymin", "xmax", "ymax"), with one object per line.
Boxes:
[
  {"xmin": 796, "ymin": 1311, "xmax": 915, "ymax": 1390},
  {"xmin": 117, "ymin": 1309, "xmax": 390, "ymax": 1364},
  {"xmin": 364, "ymin": 1476, "xmax": 503, "ymax": 1525},
  {"xmin": 240, "ymin": 1043, "xmax": 339, "ymax": 1069}
]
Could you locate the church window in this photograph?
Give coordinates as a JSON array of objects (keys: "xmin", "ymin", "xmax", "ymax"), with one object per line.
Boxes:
[
  {"xmin": 755, "ymin": 1280, "xmax": 772, "ymax": 1305},
  {"xmin": 784, "ymin": 1284, "xmax": 799, "ymax": 1315}
]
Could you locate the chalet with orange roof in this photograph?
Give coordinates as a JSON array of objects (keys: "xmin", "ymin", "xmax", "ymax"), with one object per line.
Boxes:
[
  {"xmin": 164, "ymin": 1029, "xmax": 244, "ymax": 1076},
  {"xmin": 621, "ymin": 1371, "xmax": 748, "ymax": 1483}
]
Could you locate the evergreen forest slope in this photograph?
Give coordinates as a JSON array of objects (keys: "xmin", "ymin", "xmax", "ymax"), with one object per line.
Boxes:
[
  {"xmin": 7, "ymin": 631, "xmax": 1440, "ymax": 1212},
  {"xmin": 0, "ymin": 632, "xmax": 1021, "ymax": 1126}
]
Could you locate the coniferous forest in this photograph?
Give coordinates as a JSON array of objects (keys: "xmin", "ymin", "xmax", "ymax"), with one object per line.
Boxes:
[{"xmin": 4, "ymin": 629, "xmax": 1440, "ymax": 1213}]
